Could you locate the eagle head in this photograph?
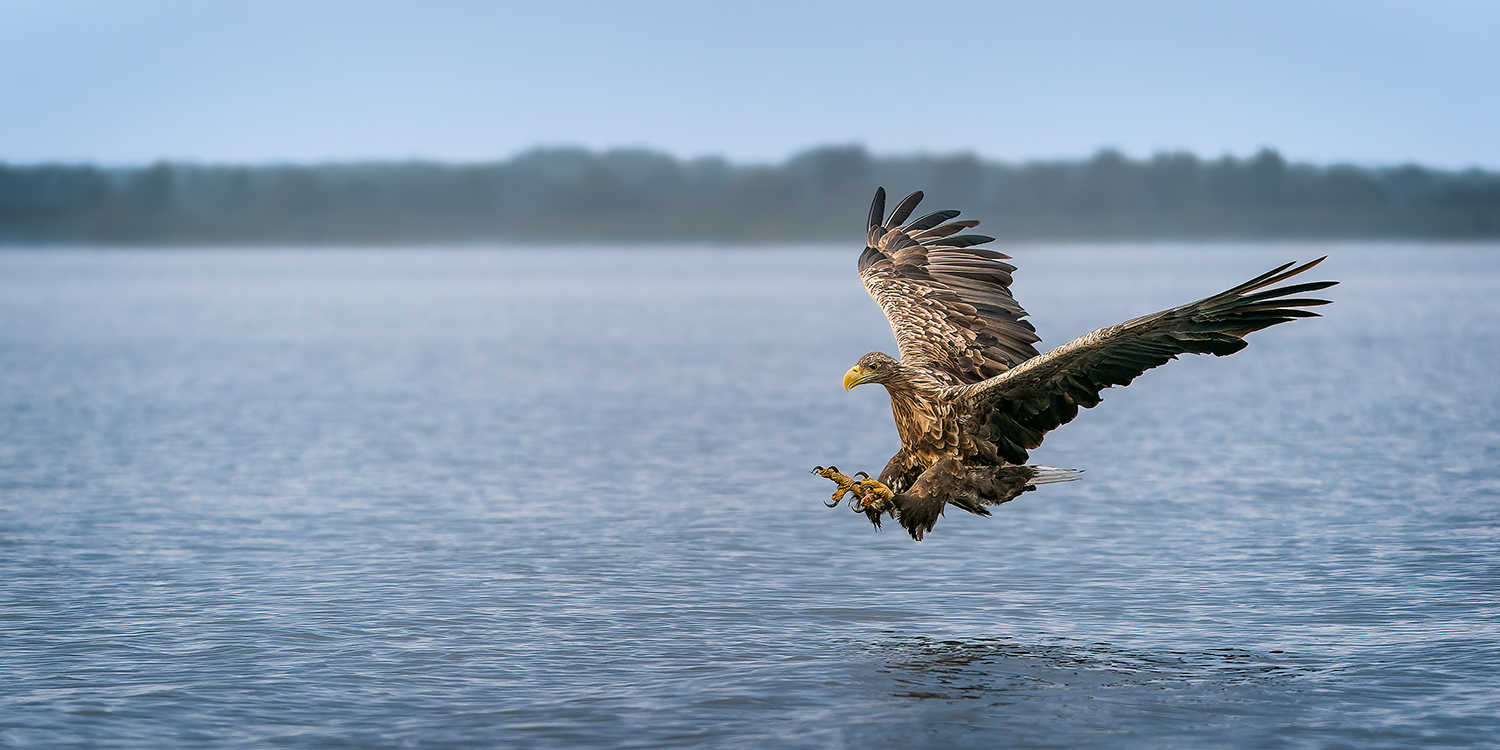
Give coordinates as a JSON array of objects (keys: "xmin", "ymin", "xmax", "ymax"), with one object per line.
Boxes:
[{"xmin": 844, "ymin": 352, "xmax": 901, "ymax": 390}]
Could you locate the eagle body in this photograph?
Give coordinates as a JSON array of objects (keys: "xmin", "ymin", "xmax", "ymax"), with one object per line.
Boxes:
[
  {"xmin": 817, "ymin": 188, "xmax": 1337, "ymax": 541},
  {"xmin": 859, "ymin": 354, "xmax": 958, "ymax": 483}
]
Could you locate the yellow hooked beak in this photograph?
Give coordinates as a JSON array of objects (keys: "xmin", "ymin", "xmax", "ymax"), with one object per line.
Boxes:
[{"xmin": 843, "ymin": 365, "xmax": 874, "ymax": 390}]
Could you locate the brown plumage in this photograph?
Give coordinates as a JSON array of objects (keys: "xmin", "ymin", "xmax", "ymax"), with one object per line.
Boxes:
[{"xmin": 817, "ymin": 187, "xmax": 1337, "ymax": 541}]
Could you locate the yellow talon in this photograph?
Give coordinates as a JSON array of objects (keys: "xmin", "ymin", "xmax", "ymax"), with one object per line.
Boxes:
[
  {"xmin": 812, "ymin": 466, "xmax": 861, "ymax": 507},
  {"xmin": 852, "ymin": 478, "xmax": 895, "ymax": 513}
]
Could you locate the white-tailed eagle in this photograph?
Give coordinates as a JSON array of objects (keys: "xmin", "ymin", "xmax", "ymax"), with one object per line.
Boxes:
[{"xmin": 814, "ymin": 188, "xmax": 1336, "ymax": 540}]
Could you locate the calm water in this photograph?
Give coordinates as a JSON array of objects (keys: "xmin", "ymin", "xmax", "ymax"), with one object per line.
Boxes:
[{"xmin": 2, "ymin": 243, "xmax": 1497, "ymax": 749}]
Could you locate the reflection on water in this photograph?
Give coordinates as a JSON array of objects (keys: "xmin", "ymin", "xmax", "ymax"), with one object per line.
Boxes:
[{"xmin": 870, "ymin": 636, "xmax": 1323, "ymax": 701}]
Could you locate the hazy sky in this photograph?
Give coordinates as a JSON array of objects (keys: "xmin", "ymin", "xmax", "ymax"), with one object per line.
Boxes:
[{"xmin": 3, "ymin": 0, "xmax": 1497, "ymax": 167}]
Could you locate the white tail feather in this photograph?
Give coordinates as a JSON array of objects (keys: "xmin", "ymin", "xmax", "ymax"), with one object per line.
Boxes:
[{"xmin": 1027, "ymin": 466, "xmax": 1085, "ymax": 486}]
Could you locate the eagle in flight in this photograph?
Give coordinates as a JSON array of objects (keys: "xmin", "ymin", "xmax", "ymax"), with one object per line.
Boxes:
[{"xmin": 814, "ymin": 188, "xmax": 1336, "ymax": 541}]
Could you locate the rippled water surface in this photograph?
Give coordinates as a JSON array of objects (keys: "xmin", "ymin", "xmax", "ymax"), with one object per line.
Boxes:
[{"xmin": 2, "ymin": 244, "xmax": 1498, "ymax": 748}]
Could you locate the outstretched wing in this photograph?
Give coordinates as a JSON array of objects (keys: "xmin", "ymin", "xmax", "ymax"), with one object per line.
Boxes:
[
  {"xmin": 958, "ymin": 258, "xmax": 1337, "ymax": 464},
  {"xmin": 860, "ymin": 188, "xmax": 1040, "ymax": 384}
]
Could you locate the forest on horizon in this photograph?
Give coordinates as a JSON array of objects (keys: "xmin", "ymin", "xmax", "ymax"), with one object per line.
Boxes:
[{"xmin": 3, "ymin": 146, "xmax": 1498, "ymax": 245}]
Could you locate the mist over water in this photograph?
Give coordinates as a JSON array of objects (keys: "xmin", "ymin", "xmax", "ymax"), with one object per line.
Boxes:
[{"xmin": 2, "ymin": 244, "xmax": 1497, "ymax": 748}]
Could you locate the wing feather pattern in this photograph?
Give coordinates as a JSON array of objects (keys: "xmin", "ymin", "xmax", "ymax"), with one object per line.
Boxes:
[
  {"xmin": 957, "ymin": 258, "xmax": 1338, "ymax": 463},
  {"xmin": 859, "ymin": 188, "xmax": 1040, "ymax": 383}
]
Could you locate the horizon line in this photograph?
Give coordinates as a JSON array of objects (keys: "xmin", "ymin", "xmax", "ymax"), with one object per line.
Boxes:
[{"xmin": 4, "ymin": 144, "xmax": 1496, "ymax": 174}]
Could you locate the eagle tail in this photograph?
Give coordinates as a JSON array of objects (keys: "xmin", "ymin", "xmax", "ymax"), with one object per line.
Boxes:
[
  {"xmin": 1025, "ymin": 465, "xmax": 1085, "ymax": 486},
  {"xmin": 951, "ymin": 464, "xmax": 1083, "ymax": 514},
  {"xmin": 896, "ymin": 463, "xmax": 1086, "ymax": 541}
]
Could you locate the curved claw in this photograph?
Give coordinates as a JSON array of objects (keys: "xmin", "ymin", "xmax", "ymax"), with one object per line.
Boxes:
[
  {"xmin": 851, "ymin": 478, "xmax": 896, "ymax": 515},
  {"xmin": 814, "ymin": 465, "xmax": 871, "ymax": 511}
]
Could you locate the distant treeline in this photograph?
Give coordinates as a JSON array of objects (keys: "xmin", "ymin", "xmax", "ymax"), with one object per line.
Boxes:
[{"xmin": 3, "ymin": 146, "xmax": 1498, "ymax": 244}]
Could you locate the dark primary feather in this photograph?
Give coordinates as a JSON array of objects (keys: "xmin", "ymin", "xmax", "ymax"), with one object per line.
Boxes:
[
  {"xmin": 860, "ymin": 190, "xmax": 1041, "ymax": 384},
  {"xmin": 903, "ymin": 209, "xmax": 962, "ymax": 234},
  {"xmin": 942, "ymin": 234, "xmax": 996, "ymax": 248},
  {"xmin": 956, "ymin": 258, "xmax": 1337, "ymax": 464},
  {"xmin": 885, "ymin": 191, "xmax": 928, "ymax": 228},
  {"xmin": 866, "ymin": 187, "xmax": 887, "ymax": 232},
  {"xmin": 912, "ymin": 219, "xmax": 981, "ymax": 241}
]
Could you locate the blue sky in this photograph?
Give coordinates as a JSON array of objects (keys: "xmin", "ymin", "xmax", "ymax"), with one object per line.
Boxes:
[{"xmin": 3, "ymin": 0, "xmax": 1497, "ymax": 167}]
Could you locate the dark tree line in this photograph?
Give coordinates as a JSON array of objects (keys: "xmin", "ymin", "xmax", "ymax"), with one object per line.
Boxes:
[{"xmin": 2, "ymin": 146, "xmax": 1497, "ymax": 244}]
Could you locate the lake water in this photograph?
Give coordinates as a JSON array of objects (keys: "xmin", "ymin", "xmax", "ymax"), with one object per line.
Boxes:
[{"xmin": 2, "ymin": 243, "xmax": 1497, "ymax": 749}]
